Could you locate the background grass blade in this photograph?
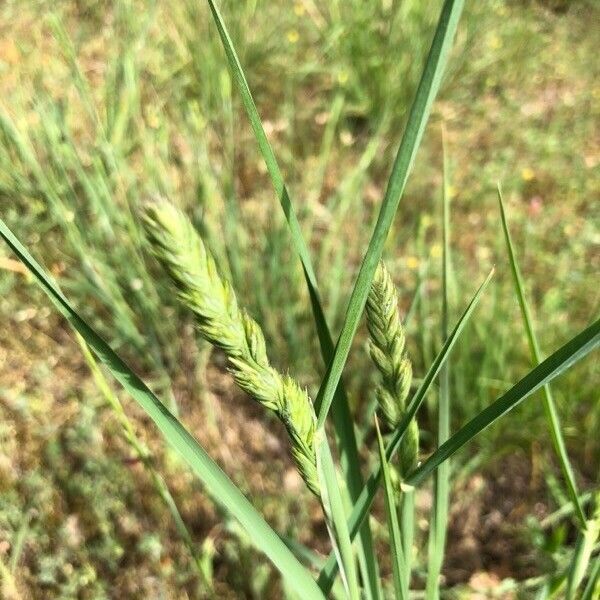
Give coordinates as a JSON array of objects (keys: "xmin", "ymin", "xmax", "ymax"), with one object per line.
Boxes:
[
  {"xmin": 76, "ymin": 336, "xmax": 210, "ymax": 587},
  {"xmin": 205, "ymin": 2, "xmax": 382, "ymax": 596},
  {"xmin": 0, "ymin": 219, "xmax": 325, "ymax": 600},
  {"xmin": 204, "ymin": 0, "xmax": 317, "ymax": 288},
  {"xmin": 426, "ymin": 133, "xmax": 452, "ymax": 600},
  {"xmin": 497, "ymin": 185, "xmax": 587, "ymax": 529},
  {"xmin": 375, "ymin": 417, "xmax": 408, "ymax": 600},
  {"xmin": 566, "ymin": 493, "xmax": 600, "ymax": 599},
  {"xmin": 318, "ymin": 269, "xmax": 492, "ymax": 592},
  {"xmin": 580, "ymin": 556, "xmax": 600, "ymax": 600},
  {"xmin": 314, "ymin": 0, "xmax": 465, "ymax": 427},
  {"xmin": 405, "ymin": 317, "xmax": 600, "ymax": 487}
]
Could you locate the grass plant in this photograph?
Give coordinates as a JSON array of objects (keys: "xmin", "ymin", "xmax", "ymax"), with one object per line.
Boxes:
[{"xmin": 0, "ymin": 0, "xmax": 598, "ymax": 597}]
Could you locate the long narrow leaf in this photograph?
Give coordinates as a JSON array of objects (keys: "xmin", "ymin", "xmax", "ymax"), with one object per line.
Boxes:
[
  {"xmin": 0, "ymin": 219, "xmax": 325, "ymax": 600},
  {"xmin": 497, "ymin": 185, "xmax": 586, "ymax": 529},
  {"xmin": 426, "ymin": 129, "xmax": 452, "ymax": 599},
  {"xmin": 205, "ymin": 2, "xmax": 382, "ymax": 596},
  {"xmin": 315, "ymin": 0, "xmax": 465, "ymax": 428},
  {"xmin": 566, "ymin": 493, "xmax": 600, "ymax": 599},
  {"xmin": 406, "ymin": 318, "xmax": 600, "ymax": 487},
  {"xmin": 375, "ymin": 417, "xmax": 408, "ymax": 600},
  {"xmin": 317, "ymin": 438, "xmax": 360, "ymax": 600},
  {"xmin": 581, "ymin": 557, "xmax": 600, "ymax": 600}
]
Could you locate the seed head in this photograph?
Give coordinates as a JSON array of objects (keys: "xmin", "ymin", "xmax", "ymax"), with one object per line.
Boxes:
[
  {"xmin": 142, "ymin": 199, "xmax": 319, "ymax": 496},
  {"xmin": 366, "ymin": 261, "xmax": 419, "ymax": 477}
]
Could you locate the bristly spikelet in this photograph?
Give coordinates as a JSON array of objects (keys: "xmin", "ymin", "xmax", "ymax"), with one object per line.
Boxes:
[
  {"xmin": 366, "ymin": 261, "xmax": 419, "ymax": 478},
  {"xmin": 142, "ymin": 200, "xmax": 247, "ymax": 357},
  {"xmin": 141, "ymin": 199, "xmax": 319, "ymax": 496}
]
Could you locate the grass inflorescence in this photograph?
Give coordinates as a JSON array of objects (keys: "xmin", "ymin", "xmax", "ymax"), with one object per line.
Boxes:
[
  {"xmin": 141, "ymin": 199, "xmax": 320, "ymax": 497},
  {"xmin": 366, "ymin": 260, "xmax": 418, "ymax": 478}
]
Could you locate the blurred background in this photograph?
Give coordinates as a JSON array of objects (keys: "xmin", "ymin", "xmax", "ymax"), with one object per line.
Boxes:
[{"xmin": 0, "ymin": 0, "xmax": 598, "ymax": 597}]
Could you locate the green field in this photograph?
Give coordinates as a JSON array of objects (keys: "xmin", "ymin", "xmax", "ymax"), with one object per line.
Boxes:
[{"xmin": 0, "ymin": 1, "xmax": 598, "ymax": 598}]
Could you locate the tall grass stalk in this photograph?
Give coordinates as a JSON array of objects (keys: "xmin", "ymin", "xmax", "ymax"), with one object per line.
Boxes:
[
  {"xmin": 365, "ymin": 261, "xmax": 418, "ymax": 590},
  {"xmin": 497, "ymin": 185, "xmax": 587, "ymax": 529},
  {"xmin": 204, "ymin": 1, "xmax": 381, "ymax": 596},
  {"xmin": 374, "ymin": 416, "xmax": 408, "ymax": 600},
  {"xmin": 141, "ymin": 200, "xmax": 320, "ymax": 496},
  {"xmin": 318, "ymin": 271, "xmax": 494, "ymax": 592},
  {"xmin": 426, "ymin": 130, "xmax": 452, "ymax": 599},
  {"xmin": 313, "ymin": 0, "xmax": 465, "ymax": 429},
  {"xmin": 565, "ymin": 496, "xmax": 600, "ymax": 598},
  {"xmin": 205, "ymin": 5, "xmax": 465, "ymax": 588}
]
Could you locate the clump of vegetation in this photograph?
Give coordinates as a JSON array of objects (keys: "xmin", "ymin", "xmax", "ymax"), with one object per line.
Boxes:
[{"xmin": 0, "ymin": 0, "xmax": 598, "ymax": 598}]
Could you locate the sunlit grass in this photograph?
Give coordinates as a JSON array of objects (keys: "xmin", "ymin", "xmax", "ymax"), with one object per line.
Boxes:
[{"xmin": 0, "ymin": 0, "xmax": 598, "ymax": 597}]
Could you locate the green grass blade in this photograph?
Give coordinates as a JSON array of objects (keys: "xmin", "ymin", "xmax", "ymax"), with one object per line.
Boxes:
[
  {"xmin": 426, "ymin": 129, "xmax": 452, "ymax": 599},
  {"xmin": 567, "ymin": 532, "xmax": 598, "ymax": 600},
  {"xmin": 497, "ymin": 185, "xmax": 587, "ymax": 529},
  {"xmin": 205, "ymin": 2, "xmax": 381, "ymax": 596},
  {"xmin": 375, "ymin": 417, "xmax": 408, "ymax": 600},
  {"xmin": 314, "ymin": 0, "xmax": 465, "ymax": 428},
  {"xmin": 204, "ymin": 0, "xmax": 317, "ymax": 285},
  {"xmin": 318, "ymin": 270, "xmax": 492, "ymax": 592},
  {"xmin": 0, "ymin": 219, "xmax": 325, "ymax": 600},
  {"xmin": 399, "ymin": 492, "xmax": 415, "ymax": 587},
  {"xmin": 566, "ymin": 494, "xmax": 600, "ymax": 599},
  {"xmin": 406, "ymin": 318, "xmax": 600, "ymax": 488},
  {"xmin": 317, "ymin": 438, "xmax": 360, "ymax": 600},
  {"xmin": 581, "ymin": 556, "xmax": 600, "ymax": 600}
]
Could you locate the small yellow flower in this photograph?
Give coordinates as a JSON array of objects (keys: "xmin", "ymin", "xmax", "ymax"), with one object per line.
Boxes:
[
  {"xmin": 521, "ymin": 167, "xmax": 535, "ymax": 182},
  {"xmin": 0, "ymin": 40, "xmax": 19, "ymax": 65},
  {"xmin": 294, "ymin": 3, "xmax": 305, "ymax": 16},
  {"xmin": 287, "ymin": 29, "xmax": 299, "ymax": 44},
  {"xmin": 446, "ymin": 185, "xmax": 457, "ymax": 199},
  {"xmin": 430, "ymin": 244, "xmax": 442, "ymax": 259},
  {"xmin": 488, "ymin": 34, "xmax": 502, "ymax": 50},
  {"xmin": 421, "ymin": 214, "xmax": 432, "ymax": 228},
  {"xmin": 147, "ymin": 109, "xmax": 160, "ymax": 129},
  {"xmin": 476, "ymin": 246, "xmax": 491, "ymax": 261},
  {"xmin": 406, "ymin": 256, "xmax": 420, "ymax": 271},
  {"xmin": 337, "ymin": 70, "xmax": 349, "ymax": 85}
]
